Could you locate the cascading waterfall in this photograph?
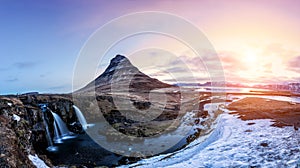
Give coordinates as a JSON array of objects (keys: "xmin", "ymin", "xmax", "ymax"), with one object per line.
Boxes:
[
  {"xmin": 39, "ymin": 104, "xmax": 79, "ymax": 152},
  {"xmin": 50, "ymin": 110, "xmax": 76, "ymax": 143},
  {"xmin": 73, "ymin": 105, "xmax": 94, "ymax": 130},
  {"xmin": 53, "ymin": 121, "xmax": 63, "ymax": 144},
  {"xmin": 39, "ymin": 104, "xmax": 58, "ymax": 152}
]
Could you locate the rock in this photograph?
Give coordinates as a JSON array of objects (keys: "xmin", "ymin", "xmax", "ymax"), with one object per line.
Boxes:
[
  {"xmin": 69, "ymin": 122, "xmax": 84, "ymax": 134},
  {"xmin": 33, "ymin": 122, "xmax": 44, "ymax": 132},
  {"xmin": 294, "ymin": 124, "xmax": 298, "ymax": 130},
  {"xmin": 0, "ymin": 98, "xmax": 36, "ymax": 167},
  {"xmin": 260, "ymin": 142, "xmax": 268, "ymax": 147},
  {"xmin": 0, "ymin": 95, "xmax": 78, "ymax": 167},
  {"xmin": 132, "ymin": 101, "xmax": 151, "ymax": 110}
]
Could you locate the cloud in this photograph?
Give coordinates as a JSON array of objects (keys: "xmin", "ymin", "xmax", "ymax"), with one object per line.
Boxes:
[
  {"xmin": 5, "ymin": 78, "xmax": 18, "ymax": 82},
  {"xmin": 218, "ymin": 51, "xmax": 248, "ymax": 71},
  {"xmin": 168, "ymin": 54, "xmax": 223, "ymax": 73},
  {"xmin": 0, "ymin": 67, "xmax": 9, "ymax": 71},
  {"xmin": 143, "ymin": 52, "xmax": 225, "ymax": 83},
  {"xmin": 288, "ymin": 56, "xmax": 300, "ymax": 72},
  {"xmin": 163, "ymin": 76, "xmax": 209, "ymax": 83},
  {"xmin": 214, "ymin": 44, "xmax": 300, "ymax": 84},
  {"xmin": 165, "ymin": 66, "xmax": 189, "ymax": 73},
  {"xmin": 13, "ymin": 62, "xmax": 37, "ymax": 69},
  {"xmin": 46, "ymin": 84, "xmax": 71, "ymax": 93},
  {"xmin": 0, "ymin": 62, "xmax": 38, "ymax": 73}
]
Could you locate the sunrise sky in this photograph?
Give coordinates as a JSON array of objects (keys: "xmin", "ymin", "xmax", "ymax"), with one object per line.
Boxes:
[{"xmin": 1, "ymin": 0, "xmax": 300, "ymax": 94}]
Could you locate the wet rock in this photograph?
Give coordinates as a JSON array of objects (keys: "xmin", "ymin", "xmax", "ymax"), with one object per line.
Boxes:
[
  {"xmin": 69, "ymin": 122, "xmax": 85, "ymax": 134},
  {"xmin": 33, "ymin": 122, "xmax": 44, "ymax": 132}
]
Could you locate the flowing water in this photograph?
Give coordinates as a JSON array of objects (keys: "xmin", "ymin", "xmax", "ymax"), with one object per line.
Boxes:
[
  {"xmin": 39, "ymin": 104, "xmax": 58, "ymax": 152},
  {"xmin": 73, "ymin": 105, "xmax": 94, "ymax": 130},
  {"xmin": 50, "ymin": 111, "xmax": 76, "ymax": 143}
]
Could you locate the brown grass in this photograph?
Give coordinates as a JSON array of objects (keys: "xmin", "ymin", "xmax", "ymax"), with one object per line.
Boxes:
[{"xmin": 228, "ymin": 97, "xmax": 300, "ymax": 128}]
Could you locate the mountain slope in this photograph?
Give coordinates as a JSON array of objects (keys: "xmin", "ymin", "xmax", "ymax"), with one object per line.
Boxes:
[{"xmin": 78, "ymin": 55, "xmax": 173, "ymax": 93}]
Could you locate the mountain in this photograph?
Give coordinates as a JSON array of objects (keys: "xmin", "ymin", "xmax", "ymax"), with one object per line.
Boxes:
[{"xmin": 77, "ymin": 55, "xmax": 173, "ymax": 93}]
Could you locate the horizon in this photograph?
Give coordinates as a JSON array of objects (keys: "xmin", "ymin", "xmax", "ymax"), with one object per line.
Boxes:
[{"xmin": 1, "ymin": 0, "xmax": 300, "ymax": 94}]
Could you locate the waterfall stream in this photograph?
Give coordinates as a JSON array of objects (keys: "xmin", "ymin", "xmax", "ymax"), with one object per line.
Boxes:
[
  {"xmin": 73, "ymin": 105, "xmax": 94, "ymax": 130},
  {"xmin": 50, "ymin": 110, "xmax": 76, "ymax": 143},
  {"xmin": 39, "ymin": 104, "xmax": 93, "ymax": 152},
  {"xmin": 53, "ymin": 121, "xmax": 62, "ymax": 144},
  {"xmin": 39, "ymin": 104, "xmax": 58, "ymax": 152}
]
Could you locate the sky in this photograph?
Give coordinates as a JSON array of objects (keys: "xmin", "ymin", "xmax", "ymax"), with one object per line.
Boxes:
[{"xmin": 1, "ymin": 0, "xmax": 300, "ymax": 94}]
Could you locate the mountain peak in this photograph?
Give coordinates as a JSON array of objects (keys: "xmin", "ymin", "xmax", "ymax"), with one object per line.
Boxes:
[
  {"xmin": 102, "ymin": 54, "xmax": 137, "ymax": 75},
  {"xmin": 112, "ymin": 54, "xmax": 126, "ymax": 62},
  {"xmin": 109, "ymin": 54, "xmax": 128, "ymax": 66},
  {"xmin": 77, "ymin": 54, "xmax": 172, "ymax": 93}
]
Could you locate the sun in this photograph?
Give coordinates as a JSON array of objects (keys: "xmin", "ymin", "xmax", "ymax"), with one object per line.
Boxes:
[
  {"xmin": 244, "ymin": 50, "xmax": 258, "ymax": 63},
  {"xmin": 238, "ymin": 48, "xmax": 266, "ymax": 79}
]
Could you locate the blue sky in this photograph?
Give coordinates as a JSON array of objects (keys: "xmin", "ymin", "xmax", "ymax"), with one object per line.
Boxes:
[
  {"xmin": 1, "ymin": 1, "xmax": 300, "ymax": 94},
  {"xmin": 0, "ymin": 1, "xmax": 158, "ymax": 94},
  {"xmin": 0, "ymin": 1, "xmax": 110, "ymax": 94}
]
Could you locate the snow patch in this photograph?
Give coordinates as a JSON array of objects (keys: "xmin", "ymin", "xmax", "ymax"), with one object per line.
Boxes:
[
  {"xmin": 12, "ymin": 114, "xmax": 20, "ymax": 122},
  {"xmin": 28, "ymin": 154, "xmax": 49, "ymax": 168},
  {"xmin": 125, "ymin": 114, "xmax": 300, "ymax": 168}
]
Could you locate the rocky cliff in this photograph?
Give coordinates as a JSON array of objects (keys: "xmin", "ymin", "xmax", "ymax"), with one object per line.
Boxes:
[{"xmin": 0, "ymin": 94, "xmax": 77, "ymax": 167}]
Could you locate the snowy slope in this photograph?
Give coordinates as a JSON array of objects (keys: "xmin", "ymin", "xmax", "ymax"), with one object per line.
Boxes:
[{"xmin": 124, "ymin": 112, "xmax": 300, "ymax": 168}]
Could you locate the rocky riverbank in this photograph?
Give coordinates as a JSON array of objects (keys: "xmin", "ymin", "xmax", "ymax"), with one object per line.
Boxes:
[{"xmin": 0, "ymin": 90, "xmax": 208, "ymax": 167}]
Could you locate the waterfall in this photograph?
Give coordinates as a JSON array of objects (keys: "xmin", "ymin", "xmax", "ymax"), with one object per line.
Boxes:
[
  {"xmin": 73, "ymin": 105, "xmax": 94, "ymax": 130},
  {"xmin": 40, "ymin": 104, "xmax": 58, "ymax": 152},
  {"xmin": 51, "ymin": 111, "xmax": 72, "ymax": 136},
  {"xmin": 53, "ymin": 121, "xmax": 63, "ymax": 144},
  {"xmin": 50, "ymin": 110, "xmax": 76, "ymax": 142}
]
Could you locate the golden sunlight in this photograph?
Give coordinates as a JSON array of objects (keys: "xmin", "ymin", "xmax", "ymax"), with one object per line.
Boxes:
[{"xmin": 244, "ymin": 50, "xmax": 258, "ymax": 63}]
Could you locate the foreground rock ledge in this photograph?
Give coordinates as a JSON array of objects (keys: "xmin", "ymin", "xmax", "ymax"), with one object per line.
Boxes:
[{"xmin": 228, "ymin": 97, "xmax": 300, "ymax": 128}]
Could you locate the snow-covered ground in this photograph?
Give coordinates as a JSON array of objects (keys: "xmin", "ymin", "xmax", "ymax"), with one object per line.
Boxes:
[{"xmin": 124, "ymin": 112, "xmax": 300, "ymax": 168}]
